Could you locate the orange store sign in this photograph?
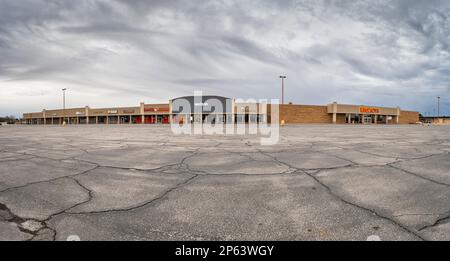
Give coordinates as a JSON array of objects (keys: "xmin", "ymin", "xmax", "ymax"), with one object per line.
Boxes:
[{"xmin": 359, "ymin": 107, "xmax": 380, "ymax": 114}]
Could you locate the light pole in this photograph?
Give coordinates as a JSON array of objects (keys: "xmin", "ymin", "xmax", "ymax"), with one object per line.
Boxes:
[
  {"xmin": 437, "ymin": 96, "xmax": 441, "ymax": 117},
  {"xmin": 279, "ymin": 76, "xmax": 286, "ymax": 104},
  {"xmin": 62, "ymin": 88, "xmax": 67, "ymax": 124}
]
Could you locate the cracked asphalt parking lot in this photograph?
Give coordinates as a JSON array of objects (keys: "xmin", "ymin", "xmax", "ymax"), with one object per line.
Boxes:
[{"xmin": 0, "ymin": 125, "xmax": 450, "ymax": 241}]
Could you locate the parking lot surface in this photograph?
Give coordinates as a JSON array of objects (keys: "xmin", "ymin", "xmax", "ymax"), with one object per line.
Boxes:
[{"xmin": 0, "ymin": 125, "xmax": 450, "ymax": 241}]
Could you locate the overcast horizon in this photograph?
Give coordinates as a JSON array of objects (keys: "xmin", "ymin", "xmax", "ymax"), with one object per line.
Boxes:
[{"xmin": 0, "ymin": 0, "xmax": 449, "ymax": 117}]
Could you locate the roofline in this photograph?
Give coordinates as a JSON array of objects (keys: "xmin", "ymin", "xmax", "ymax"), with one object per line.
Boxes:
[
  {"xmin": 420, "ymin": 116, "xmax": 450, "ymax": 119},
  {"xmin": 170, "ymin": 95, "xmax": 232, "ymax": 101}
]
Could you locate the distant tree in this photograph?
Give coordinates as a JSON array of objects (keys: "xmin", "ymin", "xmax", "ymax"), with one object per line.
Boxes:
[{"xmin": 0, "ymin": 116, "xmax": 17, "ymax": 124}]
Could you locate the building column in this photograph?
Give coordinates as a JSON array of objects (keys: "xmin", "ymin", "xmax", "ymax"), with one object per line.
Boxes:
[
  {"xmin": 396, "ymin": 107, "xmax": 400, "ymax": 124},
  {"xmin": 117, "ymin": 116, "xmax": 120, "ymax": 124},
  {"xmin": 52, "ymin": 118, "xmax": 54, "ymax": 125},
  {"xmin": 106, "ymin": 116, "xmax": 109, "ymax": 125},
  {"xmin": 96, "ymin": 116, "xmax": 98, "ymax": 124},
  {"xmin": 43, "ymin": 109, "xmax": 46, "ymax": 125},
  {"xmin": 77, "ymin": 117, "xmax": 80, "ymax": 124},
  {"xmin": 374, "ymin": 115, "xmax": 377, "ymax": 124},
  {"xmin": 361, "ymin": 114, "xmax": 365, "ymax": 124},
  {"xmin": 169, "ymin": 100, "xmax": 173, "ymax": 124},
  {"xmin": 332, "ymin": 102, "xmax": 337, "ymax": 124},
  {"xmin": 140, "ymin": 102, "xmax": 145, "ymax": 124},
  {"xmin": 129, "ymin": 115, "xmax": 132, "ymax": 124}
]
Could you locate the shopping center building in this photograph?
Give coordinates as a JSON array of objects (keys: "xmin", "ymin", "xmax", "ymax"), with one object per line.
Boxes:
[
  {"xmin": 22, "ymin": 96, "xmax": 419, "ymax": 125},
  {"xmin": 420, "ymin": 116, "xmax": 450, "ymax": 125}
]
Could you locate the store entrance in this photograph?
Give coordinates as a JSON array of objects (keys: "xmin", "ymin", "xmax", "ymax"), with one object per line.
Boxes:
[
  {"xmin": 347, "ymin": 114, "xmax": 380, "ymax": 124},
  {"xmin": 363, "ymin": 115, "xmax": 373, "ymax": 124}
]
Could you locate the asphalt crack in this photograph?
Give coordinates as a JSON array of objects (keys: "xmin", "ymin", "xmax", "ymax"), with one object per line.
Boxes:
[
  {"xmin": 62, "ymin": 174, "xmax": 199, "ymax": 215},
  {"xmin": 297, "ymin": 170, "xmax": 427, "ymax": 241},
  {"xmin": 418, "ymin": 212, "xmax": 450, "ymax": 231},
  {"xmin": 0, "ymin": 165, "xmax": 100, "ymax": 194},
  {"xmin": 387, "ymin": 164, "xmax": 450, "ymax": 187},
  {"xmin": 0, "ymin": 202, "xmax": 49, "ymax": 241}
]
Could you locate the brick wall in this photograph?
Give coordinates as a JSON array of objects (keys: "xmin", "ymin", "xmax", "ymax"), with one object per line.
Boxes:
[
  {"xmin": 399, "ymin": 110, "xmax": 419, "ymax": 124},
  {"xmin": 278, "ymin": 105, "xmax": 332, "ymax": 124},
  {"xmin": 336, "ymin": 114, "xmax": 347, "ymax": 124},
  {"xmin": 274, "ymin": 105, "xmax": 419, "ymax": 125}
]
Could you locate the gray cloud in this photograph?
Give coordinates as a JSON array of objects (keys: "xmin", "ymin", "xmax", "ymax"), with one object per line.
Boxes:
[{"xmin": 0, "ymin": 0, "xmax": 449, "ymax": 116}]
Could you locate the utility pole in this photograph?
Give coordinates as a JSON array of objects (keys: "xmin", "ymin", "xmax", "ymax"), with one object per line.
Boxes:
[
  {"xmin": 62, "ymin": 88, "xmax": 67, "ymax": 124},
  {"xmin": 279, "ymin": 76, "xmax": 286, "ymax": 104},
  {"xmin": 437, "ymin": 96, "xmax": 441, "ymax": 118}
]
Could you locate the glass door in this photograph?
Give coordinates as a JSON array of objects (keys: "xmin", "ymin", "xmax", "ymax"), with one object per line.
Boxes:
[{"xmin": 364, "ymin": 115, "xmax": 373, "ymax": 124}]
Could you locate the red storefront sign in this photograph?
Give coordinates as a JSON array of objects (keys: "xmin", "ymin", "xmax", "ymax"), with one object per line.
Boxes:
[{"xmin": 144, "ymin": 107, "xmax": 169, "ymax": 112}]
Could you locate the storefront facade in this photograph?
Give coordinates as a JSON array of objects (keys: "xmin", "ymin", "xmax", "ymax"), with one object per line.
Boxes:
[
  {"xmin": 23, "ymin": 103, "xmax": 170, "ymax": 125},
  {"xmin": 170, "ymin": 96, "xmax": 235, "ymax": 124},
  {"xmin": 23, "ymin": 99, "xmax": 419, "ymax": 125},
  {"xmin": 327, "ymin": 102, "xmax": 401, "ymax": 124}
]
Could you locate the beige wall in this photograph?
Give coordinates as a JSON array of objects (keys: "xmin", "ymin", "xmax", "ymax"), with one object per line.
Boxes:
[
  {"xmin": 24, "ymin": 105, "xmax": 162, "ymax": 119},
  {"xmin": 46, "ymin": 108, "xmax": 87, "ymax": 117},
  {"xmin": 23, "ymin": 112, "xmax": 43, "ymax": 119},
  {"xmin": 399, "ymin": 110, "xmax": 420, "ymax": 124},
  {"xmin": 435, "ymin": 118, "xmax": 450, "ymax": 125},
  {"xmin": 278, "ymin": 105, "xmax": 332, "ymax": 124},
  {"xmin": 336, "ymin": 114, "xmax": 347, "ymax": 124},
  {"xmin": 90, "ymin": 107, "xmax": 140, "ymax": 116}
]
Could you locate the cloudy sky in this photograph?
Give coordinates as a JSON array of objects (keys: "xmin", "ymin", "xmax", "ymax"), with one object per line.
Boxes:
[{"xmin": 0, "ymin": 0, "xmax": 449, "ymax": 117}]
